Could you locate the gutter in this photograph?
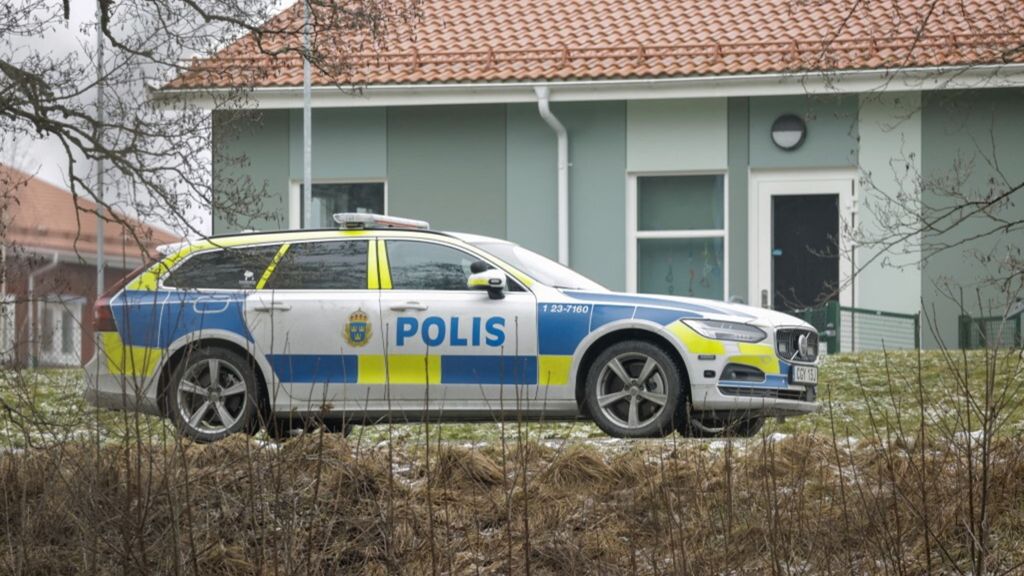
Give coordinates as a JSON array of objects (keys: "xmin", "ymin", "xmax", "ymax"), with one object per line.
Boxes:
[
  {"xmin": 28, "ymin": 252, "xmax": 60, "ymax": 368},
  {"xmin": 534, "ymin": 87, "xmax": 569, "ymax": 266},
  {"xmin": 151, "ymin": 63, "xmax": 1024, "ymax": 109}
]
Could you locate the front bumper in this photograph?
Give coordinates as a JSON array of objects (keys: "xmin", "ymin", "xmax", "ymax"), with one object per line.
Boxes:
[
  {"xmin": 690, "ymin": 379, "xmax": 819, "ymax": 418},
  {"xmin": 671, "ymin": 321, "xmax": 820, "ymax": 418},
  {"xmin": 83, "ymin": 356, "xmax": 162, "ymax": 416}
]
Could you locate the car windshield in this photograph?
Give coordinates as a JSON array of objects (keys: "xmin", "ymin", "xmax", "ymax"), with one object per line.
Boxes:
[{"xmin": 471, "ymin": 241, "xmax": 607, "ymax": 292}]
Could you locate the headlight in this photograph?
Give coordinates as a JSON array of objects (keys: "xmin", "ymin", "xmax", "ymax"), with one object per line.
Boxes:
[{"xmin": 683, "ymin": 319, "xmax": 767, "ymax": 343}]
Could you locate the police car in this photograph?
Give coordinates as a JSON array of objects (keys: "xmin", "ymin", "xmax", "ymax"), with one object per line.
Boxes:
[{"xmin": 85, "ymin": 213, "xmax": 820, "ymax": 442}]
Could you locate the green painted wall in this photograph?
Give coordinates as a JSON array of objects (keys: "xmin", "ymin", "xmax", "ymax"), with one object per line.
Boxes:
[
  {"xmin": 727, "ymin": 98, "xmax": 750, "ymax": 302},
  {"xmin": 626, "ymin": 99, "xmax": 728, "ymax": 172},
  {"xmin": 506, "ymin": 104, "xmax": 558, "ymax": 258},
  {"xmin": 557, "ymin": 101, "xmax": 628, "ymax": 291},
  {"xmin": 386, "ymin": 105, "xmax": 507, "ymax": 236},
  {"xmin": 921, "ymin": 89, "xmax": 1024, "ymax": 348},
  {"xmin": 749, "ymin": 95, "xmax": 858, "ymax": 169},
  {"xmin": 506, "ymin": 101, "xmax": 627, "ymax": 290},
  {"xmin": 856, "ymin": 92, "xmax": 922, "ymax": 315},
  {"xmin": 212, "ymin": 109, "xmax": 291, "ymax": 234},
  {"xmin": 288, "ymin": 108, "xmax": 387, "ymax": 181}
]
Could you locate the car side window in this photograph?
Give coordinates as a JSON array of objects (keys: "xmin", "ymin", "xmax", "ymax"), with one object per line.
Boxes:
[
  {"xmin": 163, "ymin": 245, "xmax": 280, "ymax": 290},
  {"xmin": 386, "ymin": 240, "xmax": 479, "ymax": 291},
  {"xmin": 265, "ymin": 240, "xmax": 368, "ymax": 290}
]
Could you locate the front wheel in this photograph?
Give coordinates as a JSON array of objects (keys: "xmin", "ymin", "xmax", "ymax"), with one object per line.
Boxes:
[
  {"xmin": 167, "ymin": 347, "xmax": 260, "ymax": 443},
  {"xmin": 583, "ymin": 341, "xmax": 685, "ymax": 438}
]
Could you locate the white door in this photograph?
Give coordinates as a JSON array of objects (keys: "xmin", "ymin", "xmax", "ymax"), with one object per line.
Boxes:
[
  {"xmin": 245, "ymin": 238, "xmax": 385, "ymax": 409},
  {"xmin": 749, "ymin": 171, "xmax": 855, "ymax": 311},
  {"xmin": 377, "ymin": 238, "xmax": 538, "ymax": 412}
]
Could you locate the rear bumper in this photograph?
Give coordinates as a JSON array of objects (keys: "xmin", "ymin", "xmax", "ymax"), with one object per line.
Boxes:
[{"xmin": 83, "ymin": 357, "xmax": 162, "ymax": 416}]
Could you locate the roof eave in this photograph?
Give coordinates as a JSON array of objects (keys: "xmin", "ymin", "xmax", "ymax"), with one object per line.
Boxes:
[{"xmin": 151, "ymin": 63, "xmax": 1024, "ymax": 109}]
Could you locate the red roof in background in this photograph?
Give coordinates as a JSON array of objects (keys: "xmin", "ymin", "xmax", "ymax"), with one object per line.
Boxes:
[
  {"xmin": 1, "ymin": 164, "xmax": 181, "ymax": 264},
  {"xmin": 166, "ymin": 0, "xmax": 1024, "ymax": 90}
]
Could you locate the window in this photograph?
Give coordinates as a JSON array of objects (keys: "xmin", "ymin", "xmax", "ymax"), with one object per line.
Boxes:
[
  {"xmin": 630, "ymin": 174, "xmax": 726, "ymax": 299},
  {"xmin": 386, "ymin": 240, "xmax": 480, "ymax": 291},
  {"xmin": 35, "ymin": 298, "xmax": 82, "ymax": 366},
  {"xmin": 164, "ymin": 245, "xmax": 281, "ymax": 290},
  {"xmin": 298, "ymin": 182, "xmax": 386, "ymax": 228},
  {"xmin": 265, "ymin": 240, "xmax": 368, "ymax": 290},
  {"xmin": 61, "ymin": 309, "xmax": 74, "ymax": 354}
]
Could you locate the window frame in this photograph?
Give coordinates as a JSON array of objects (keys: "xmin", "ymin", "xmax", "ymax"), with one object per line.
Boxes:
[
  {"xmin": 381, "ymin": 238, "xmax": 529, "ymax": 294},
  {"xmin": 288, "ymin": 179, "xmax": 388, "ymax": 229},
  {"xmin": 625, "ymin": 171, "xmax": 729, "ymax": 297}
]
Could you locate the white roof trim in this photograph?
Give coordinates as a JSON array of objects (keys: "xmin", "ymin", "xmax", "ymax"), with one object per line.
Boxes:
[
  {"xmin": 154, "ymin": 64, "xmax": 1024, "ymax": 109},
  {"xmin": 15, "ymin": 246, "xmax": 146, "ymax": 269}
]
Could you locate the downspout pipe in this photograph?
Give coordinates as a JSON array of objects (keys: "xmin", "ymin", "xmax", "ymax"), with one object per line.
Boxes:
[
  {"xmin": 534, "ymin": 86, "xmax": 569, "ymax": 266},
  {"xmin": 28, "ymin": 252, "xmax": 60, "ymax": 368}
]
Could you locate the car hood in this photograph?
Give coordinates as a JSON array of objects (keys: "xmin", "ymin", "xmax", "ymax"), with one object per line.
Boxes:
[{"xmin": 561, "ymin": 290, "xmax": 814, "ymax": 330}]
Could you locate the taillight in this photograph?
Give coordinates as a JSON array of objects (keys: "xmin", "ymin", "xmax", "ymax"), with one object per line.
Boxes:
[
  {"xmin": 92, "ymin": 261, "xmax": 150, "ymax": 332},
  {"xmin": 93, "ymin": 297, "xmax": 117, "ymax": 332}
]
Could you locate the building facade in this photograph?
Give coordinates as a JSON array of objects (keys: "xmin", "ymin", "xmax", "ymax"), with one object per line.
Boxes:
[{"xmin": 165, "ymin": 0, "xmax": 1024, "ymax": 350}]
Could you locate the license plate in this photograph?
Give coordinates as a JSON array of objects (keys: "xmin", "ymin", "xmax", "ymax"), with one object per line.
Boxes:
[{"xmin": 792, "ymin": 365, "xmax": 818, "ymax": 385}]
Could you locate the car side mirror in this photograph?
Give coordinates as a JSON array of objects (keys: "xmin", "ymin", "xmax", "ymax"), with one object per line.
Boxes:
[{"xmin": 468, "ymin": 268, "xmax": 506, "ymax": 300}]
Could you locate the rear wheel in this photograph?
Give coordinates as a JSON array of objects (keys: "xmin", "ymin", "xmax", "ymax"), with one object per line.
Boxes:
[
  {"xmin": 584, "ymin": 341, "xmax": 685, "ymax": 438},
  {"xmin": 167, "ymin": 347, "xmax": 260, "ymax": 443}
]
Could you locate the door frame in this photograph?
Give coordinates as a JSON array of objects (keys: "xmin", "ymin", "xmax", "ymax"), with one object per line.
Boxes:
[{"xmin": 747, "ymin": 169, "xmax": 856, "ymax": 310}]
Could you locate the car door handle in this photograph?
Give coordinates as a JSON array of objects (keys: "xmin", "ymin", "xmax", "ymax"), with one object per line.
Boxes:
[
  {"xmin": 253, "ymin": 303, "xmax": 292, "ymax": 312},
  {"xmin": 390, "ymin": 301, "xmax": 428, "ymax": 312}
]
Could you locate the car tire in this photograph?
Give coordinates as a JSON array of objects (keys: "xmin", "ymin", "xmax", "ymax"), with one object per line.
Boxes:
[
  {"xmin": 584, "ymin": 341, "xmax": 685, "ymax": 438},
  {"xmin": 167, "ymin": 347, "xmax": 261, "ymax": 443},
  {"xmin": 683, "ymin": 413, "xmax": 765, "ymax": 438}
]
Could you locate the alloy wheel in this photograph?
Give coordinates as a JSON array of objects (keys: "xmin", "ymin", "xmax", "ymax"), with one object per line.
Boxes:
[
  {"xmin": 176, "ymin": 358, "xmax": 249, "ymax": 435},
  {"xmin": 595, "ymin": 352, "xmax": 670, "ymax": 430}
]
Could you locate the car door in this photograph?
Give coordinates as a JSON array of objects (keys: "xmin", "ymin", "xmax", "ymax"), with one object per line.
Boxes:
[
  {"xmin": 245, "ymin": 237, "xmax": 386, "ymax": 411},
  {"xmin": 376, "ymin": 237, "xmax": 539, "ymax": 414}
]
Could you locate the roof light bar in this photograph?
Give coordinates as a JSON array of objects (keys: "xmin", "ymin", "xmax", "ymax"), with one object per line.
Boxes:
[{"xmin": 332, "ymin": 212, "xmax": 430, "ymax": 230}]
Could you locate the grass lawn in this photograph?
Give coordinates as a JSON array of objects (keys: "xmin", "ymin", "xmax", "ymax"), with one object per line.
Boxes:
[
  {"xmin": 3, "ymin": 350, "xmax": 1024, "ymax": 575},
  {"xmin": 2, "ymin": 349, "xmax": 1022, "ymax": 449}
]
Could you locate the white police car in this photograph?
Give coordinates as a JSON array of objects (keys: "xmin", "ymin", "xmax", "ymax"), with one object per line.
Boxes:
[{"xmin": 85, "ymin": 213, "xmax": 820, "ymax": 442}]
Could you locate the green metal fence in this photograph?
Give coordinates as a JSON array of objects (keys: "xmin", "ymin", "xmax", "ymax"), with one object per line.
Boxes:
[
  {"xmin": 958, "ymin": 314, "xmax": 1022, "ymax": 349},
  {"xmin": 793, "ymin": 301, "xmax": 921, "ymax": 354}
]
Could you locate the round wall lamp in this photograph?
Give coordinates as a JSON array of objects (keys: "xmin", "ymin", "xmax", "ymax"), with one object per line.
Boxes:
[{"xmin": 771, "ymin": 114, "xmax": 806, "ymax": 151}]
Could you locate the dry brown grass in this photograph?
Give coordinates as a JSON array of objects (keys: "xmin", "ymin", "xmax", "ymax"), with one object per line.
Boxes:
[{"xmin": 2, "ymin": 429, "xmax": 1024, "ymax": 575}]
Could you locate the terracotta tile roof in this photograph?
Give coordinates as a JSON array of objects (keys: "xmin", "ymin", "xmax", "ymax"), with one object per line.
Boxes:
[
  {"xmin": 1, "ymin": 165, "xmax": 181, "ymax": 263},
  {"xmin": 166, "ymin": 0, "xmax": 1024, "ymax": 89}
]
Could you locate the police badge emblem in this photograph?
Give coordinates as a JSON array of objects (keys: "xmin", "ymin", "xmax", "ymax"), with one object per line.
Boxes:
[{"xmin": 344, "ymin": 309, "xmax": 372, "ymax": 347}]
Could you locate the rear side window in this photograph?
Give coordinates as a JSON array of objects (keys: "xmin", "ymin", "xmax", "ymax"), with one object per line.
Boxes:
[
  {"xmin": 163, "ymin": 245, "xmax": 280, "ymax": 289},
  {"xmin": 265, "ymin": 240, "xmax": 368, "ymax": 290}
]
